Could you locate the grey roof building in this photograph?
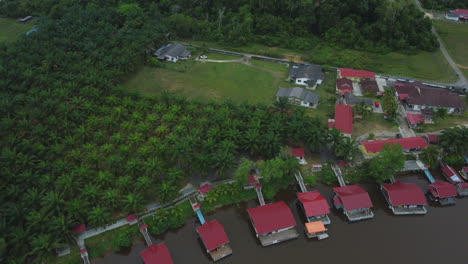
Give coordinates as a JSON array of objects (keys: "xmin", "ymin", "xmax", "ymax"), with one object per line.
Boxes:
[
  {"xmin": 289, "ymin": 65, "xmax": 325, "ymax": 87},
  {"xmin": 154, "ymin": 43, "xmax": 191, "ymax": 62},
  {"xmin": 276, "ymin": 87, "xmax": 320, "ymax": 108},
  {"xmin": 344, "ymin": 93, "xmax": 373, "ymax": 106}
]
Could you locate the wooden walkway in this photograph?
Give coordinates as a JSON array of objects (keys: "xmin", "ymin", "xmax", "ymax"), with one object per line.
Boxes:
[
  {"xmin": 295, "ymin": 172, "xmax": 308, "ymax": 193},
  {"xmin": 255, "ymin": 186, "xmax": 265, "ymax": 206},
  {"xmin": 332, "ymin": 165, "xmax": 346, "ymax": 187}
]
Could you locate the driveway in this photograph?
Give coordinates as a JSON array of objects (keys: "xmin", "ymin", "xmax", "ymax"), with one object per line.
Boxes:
[{"xmin": 397, "ymin": 105, "xmax": 416, "ymax": 138}]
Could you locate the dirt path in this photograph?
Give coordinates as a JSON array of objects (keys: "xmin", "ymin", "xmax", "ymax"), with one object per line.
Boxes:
[{"xmin": 457, "ymin": 64, "xmax": 468, "ymax": 70}]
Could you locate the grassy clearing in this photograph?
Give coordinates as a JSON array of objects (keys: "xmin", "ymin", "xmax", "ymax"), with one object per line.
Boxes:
[
  {"xmin": 302, "ymin": 71, "xmax": 338, "ymax": 122},
  {"xmin": 49, "ymin": 246, "xmax": 81, "ymax": 264},
  {"xmin": 0, "ymin": 17, "xmax": 36, "ymax": 42},
  {"xmin": 420, "ymin": 114, "xmax": 468, "ymax": 132},
  {"xmin": 434, "ymin": 20, "xmax": 468, "ymax": 68},
  {"xmin": 178, "ymin": 39, "xmax": 457, "ymax": 83},
  {"xmin": 353, "ymin": 113, "xmax": 399, "ymax": 137},
  {"xmin": 85, "ymin": 225, "xmax": 139, "ymax": 258},
  {"xmin": 205, "ymin": 52, "xmax": 242, "ymax": 60},
  {"xmin": 124, "ymin": 60, "xmax": 285, "ymax": 104}
]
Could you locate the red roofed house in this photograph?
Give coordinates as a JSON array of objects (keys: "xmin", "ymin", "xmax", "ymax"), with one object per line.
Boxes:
[
  {"xmin": 328, "ymin": 104, "xmax": 353, "ymax": 137},
  {"xmin": 425, "ymin": 134, "xmax": 439, "ymax": 144},
  {"xmin": 428, "ymin": 181, "xmax": 457, "ymax": 206},
  {"xmin": 381, "ymin": 181, "xmax": 427, "ymax": 215},
  {"xmin": 247, "ymin": 201, "xmax": 299, "ymax": 246},
  {"xmin": 198, "ymin": 183, "xmax": 213, "ymax": 201},
  {"xmin": 196, "ymin": 220, "xmax": 232, "ymax": 261},
  {"xmin": 441, "ymin": 165, "xmax": 468, "ymax": 196},
  {"xmin": 126, "ymin": 214, "xmax": 138, "ymax": 225},
  {"xmin": 290, "ymin": 147, "xmax": 307, "ymax": 164},
  {"xmin": 362, "ymin": 137, "xmax": 429, "ymax": 154},
  {"xmin": 336, "ymin": 78, "xmax": 353, "ymax": 95},
  {"xmin": 406, "ymin": 112, "xmax": 425, "ymax": 128},
  {"xmin": 394, "ymin": 82, "xmax": 465, "ymax": 114},
  {"xmin": 297, "ymin": 191, "xmax": 331, "ymax": 224},
  {"xmin": 446, "ymin": 9, "xmax": 468, "ymax": 21},
  {"xmin": 333, "ymin": 185, "xmax": 374, "ymax": 222},
  {"xmin": 140, "ymin": 243, "xmax": 174, "ymax": 264},
  {"xmin": 339, "ymin": 68, "xmax": 376, "ymax": 81}
]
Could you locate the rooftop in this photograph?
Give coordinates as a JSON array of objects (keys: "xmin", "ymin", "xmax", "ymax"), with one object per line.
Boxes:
[
  {"xmin": 297, "ymin": 191, "xmax": 330, "ymax": 217},
  {"xmin": 381, "ymin": 181, "xmax": 427, "ymax": 206},
  {"xmin": 305, "ymin": 221, "xmax": 326, "ymax": 234},
  {"xmin": 154, "ymin": 43, "xmax": 191, "ymax": 59},
  {"xmin": 360, "ymin": 79, "xmax": 379, "ymax": 92},
  {"xmin": 362, "ymin": 137, "xmax": 429, "ymax": 153},
  {"xmin": 332, "ymin": 104, "xmax": 353, "ymax": 135},
  {"xmin": 451, "ymin": 9, "xmax": 468, "ymax": 16},
  {"xmin": 340, "ymin": 68, "xmax": 375, "ymax": 79},
  {"xmin": 336, "ymin": 78, "xmax": 353, "ymax": 91},
  {"xmin": 406, "ymin": 112, "xmax": 425, "ymax": 125},
  {"xmin": 199, "ymin": 184, "xmax": 213, "ymax": 195},
  {"xmin": 140, "ymin": 243, "xmax": 173, "ymax": 264},
  {"xmin": 394, "ymin": 82, "xmax": 465, "ymax": 110},
  {"xmin": 276, "ymin": 87, "xmax": 320, "ymax": 104},
  {"xmin": 247, "ymin": 201, "xmax": 297, "ymax": 235},
  {"xmin": 442, "ymin": 165, "xmax": 463, "ymax": 184},
  {"xmin": 344, "ymin": 93, "xmax": 373, "ymax": 106},
  {"xmin": 72, "ymin": 224, "xmax": 86, "ymax": 234},
  {"xmin": 333, "ymin": 185, "xmax": 373, "ymax": 210},
  {"xmin": 429, "ymin": 181, "xmax": 458, "ymax": 198},
  {"xmin": 289, "ymin": 65, "xmax": 325, "ymax": 81},
  {"xmin": 196, "ymin": 220, "xmax": 230, "ymax": 252},
  {"xmin": 291, "ymin": 147, "xmax": 305, "ymax": 157}
]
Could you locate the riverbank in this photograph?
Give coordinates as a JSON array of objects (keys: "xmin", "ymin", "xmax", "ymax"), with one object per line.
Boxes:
[{"xmin": 92, "ymin": 172, "xmax": 468, "ymax": 264}]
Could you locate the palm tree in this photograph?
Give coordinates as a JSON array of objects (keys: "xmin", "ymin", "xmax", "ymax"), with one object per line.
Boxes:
[
  {"xmin": 122, "ymin": 193, "xmax": 146, "ymax": 213},
  {"xmin": 102, "ymin": 189, "xmax": 120, "ymax": 210},
  {"xmin": 420, "ymin": 145, "xmax": 439, "ymax": 168},
  {"xmin": 88, "ymin": 206, "xmax": 111, "ymax": 227},
  {"xmin": 156, "ymin": 181, "xmax": 178, "ymax": 203},
  {"xmin": 29, "ymin": 234, "xmax": 58, "ymax": 261},
  {"xmin": 334, "ymin": 137, "xmax": 359, "ymax": 161}
]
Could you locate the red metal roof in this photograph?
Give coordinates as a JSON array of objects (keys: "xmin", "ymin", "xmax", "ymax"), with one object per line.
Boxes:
[
  {"xmin": 72, "ymin": 224, "xmax": 86, "ymax": 234},
  {"xmin": 199, "ymin": 184, "xmax": 212, "ymax": 194},
  {"xmin": 336, "ymin": 78, "xmax": 353, "ymax": 90},
  {"xmin": 381, "ymin": 181, "xmax": 427, "ymax": 206},
  {"xmin": 79, "ymin": 249, "xmax": 87, "ymax": 254},
  {"xmin": 426, "ymin": 134, "xmax": 438, "ymax": 143},
  {"xmin": 429, "ymin": 181, "xmax": 458, "ymax": 198},
  {"xmin": 139, "ymin": 224, "xmax": 148, "ymax": 231},
  {"xmin": 247, "ymin": 201, "xmax": 297, "ymax": 235},
  {"xmin": 463, "ymin": 167, "xmax": 468, "ymax": 173},
  {"xmin": 196, "ymin": 220, "xmax": 230, "ymax": 252},
  {"xmin": 362, "ymin": 137, "xmax": 429, "ymax": 153},
  {"xmin": 298, "ymin": 191, "xmax": 330, "ymax": 217},
  {"xmin": 406, "ymin": 112, "xmax": 424, "ymax": 125},
  {"xmin": 338, "ymin": 161, "xmax": 348, "ymax": 167},
  {"xmin": 248, "ymin": 174, "xmax": 256, "ymax": 185},
  {"xmin": 291, "ymin": 147, "xmax": 304, "ymax": 157},
  {"xmin": 340, "ymin": 68, "xmax": 375, "ymax": 79},
  {"xmin": 442, "ymin": 165, "xmax": 463, "ymax": 184},
  {"xmin": 140, "ymin": 244, "xmax": 173, "ymax": 264},
  {"xmin": 333, "ymin": 104, "xmax": 353, "ymax": 135},
  {"xmin": 452, "ymin": 9, "xmax": 468, "ymax": 15},
  {"xmin": 333, "ymin": 185, "xmax": 373, "ymax": 210},
  {"xmin": 126, "ymin": 214, "xmax": 137, "ymax": 223}
]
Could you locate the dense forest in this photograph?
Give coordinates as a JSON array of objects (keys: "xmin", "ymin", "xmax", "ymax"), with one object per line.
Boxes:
[
  {"xmin": 421, "ymin": 0, "xmax": 468, "ymax": 10},
  {"xmin": 1, "ymin": 0, "xmax": 438, "ymax": 52}
]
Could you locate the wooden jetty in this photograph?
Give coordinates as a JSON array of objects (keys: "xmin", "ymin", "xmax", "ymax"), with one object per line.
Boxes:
[
  {"xmin": 380, "ymin": 181, "xmax": 428, "ymax": 215},
  {"xmin": 196, "ymin": 220, "xmax": 232, "ymax": 261},
  {"xmin": 427, "ymin": 181, "xmax": 457, "ymax": 206},
  {"xmin": 140, "ymin": 243, "xmax": 174, "ymax": 264},
  {"xmin": 247, "ymin": 201, "xmax": 299, "ymax": 246}
]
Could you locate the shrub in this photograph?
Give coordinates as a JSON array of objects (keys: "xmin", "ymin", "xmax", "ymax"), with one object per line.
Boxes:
[
  {"xmin": 146, "ymin": 201, "xmax": 193, "ymax": 235},
  {"xmin": 319, "ymin": 164, "xmax": 337, "ymax": 185},
  {"xmin": 111, "ymin": 230, "xmax": 133, "ymax": 252}
]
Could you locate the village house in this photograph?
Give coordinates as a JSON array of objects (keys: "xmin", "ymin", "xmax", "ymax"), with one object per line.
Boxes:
[
  {"xmin": 406, "ymin": 112, "xmax": 425, "ymax": 129},
  {"xmin": 360, "ymin": 79, "xmax": 379, "ymax": 96},
  {"xmin": 276, "ymin": 87, "xmax": 320, "ymax": 108},
  {"xmin": 344, "ymin": 93, "xmax": 374, "ymax": 106},
  {"xmin": 380, "ymin": 181, "xmax": 427, "ymax": 215},
  {"xmin": 362, "ymin": 137, "xmax": 429, "ymax": 155},
  {"xmin": 140, "ymin": 243, "xmax": 174, "ymax": 264},
  {"xmin": 394, "ymin": 82, "xmax": 465, "ymax": 114},
  {"xmin": 338, "ymin": 68, "xmax": 376, "ymax": 82},
  {"xmin": 247, "ymin": 201, "xmax": 299, "ymax": 246},
  {"xmin": 333, "ymin": 185, "xmax": 374, "ymax": 222},
  {"xmin": 428, "ymin": 181, "xmax": 458, "ymax": 206},
  {"xmin": 154, "ymin": 43, "xmax": 191, "ymax": 62},
  {"xmin": 445, "ymin": 9, "xmax": 468, "ymax": 22},
  {"xmin": 288, "ymin": 64, "xmax": 325, "ymax": 89},
  {"xmin": 460, "ymin": 167, "xmax": 468, "ymax": 180},
  {"xmin": 196, "ymin": 220, "xmax": 232, "ymax": 261},
  {"xmin": 328, "ymin": 104, "xmax": 353, "ymax": 137},
  {"xmin": 297, "ymin": 191, "xmax": 331, "ymax": 225},
  {"xmin": 290, "ymin": 147, "xmax": 307, "ymax": 164},
  {"xmin": 336, "ymin": 77, "xmax": 353, "ymax": 95},
  {"xmin": 441, "ymin": 165, "xmax": 468, "ymax": 196}
]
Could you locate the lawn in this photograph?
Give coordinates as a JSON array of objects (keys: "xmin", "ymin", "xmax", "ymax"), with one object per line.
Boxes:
[
  {"xmin": 434, "ymin": 20, "xmax": 468, "ymax": 79},
  {"xmin": 177, "ymin": 39, "xmax": 457, "ymax": 83},
  {"xmin": 420, "ymin": 114, "xmax": 468, "ymax": 132},
  {"xmin": 353, "ymin": 113, "xmax": 399, "ymax": 138},
  {"xmin": 204, "ymin": 52, "xmax": 242, "ymax": 60},
  {"xmin": 0, "ymin": 17, "xmax": 36, "ymax": 42},
  {"xmin": 302, "ymin": 71, "xmax": 338, "ymax": 122},
  {"xmin": 124, "ymin": 60, "xmax": 285, "ymax": 104}
]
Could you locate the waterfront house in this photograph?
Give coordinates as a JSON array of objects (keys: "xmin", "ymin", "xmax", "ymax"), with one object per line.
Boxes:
[
  {"xmin": 328, "ymin": 104, "xmax": 353, "ymax": 137},
  {"xmin": 197, "ymin": 183, "xmax": 212, "ymax": 201},
  {"xmin": 336, "ymin": 77, "xmax": 353, "ymax": 95},
  {"xmin": 297, "ymin": 191, "xmax": 331, "ymax": 225},
  {"xmin": 381, "ymin": 181, "xmax": 427, "ymax": 215},
  {"xmin": 290, "ymin": 147, "xmax": 307, "ymax": 164},
  {"xmin": 305, "ymin": 221, "xmax": 329, "ymax": 240},
  {"xmin": 333, "ymin": 185, "xmax": 374, "ymax": 222},
  {"xmin": 394, "ymin": 82, "xmax": 465, "ymax": 114},
  {"xmin": 276, "ymin": 87, "xmax": 320, "ymax": 108},
  {"xmin": 196, "ymin": 220, "xmax": 232, "ymax": 261},
  {"xmin": 428, "ymin": 181, "xmax": 457, "ymax": 206},
  {"xmin": 154, "ymin": 43, "xmax": 191, "ymax": 62},
  {"xmin": 140, "ymin": 243, "xmax": 174, "ymax": 264},
  {"xmin": 288, "ymin": 64, "xmax": 325, "ymax": 88},
  {"xmin": 460, "ymin": 167, "xmax": 468, "ymax": 180},
  {"xmin": 362, "ymin": 137, "xmax": 429, "ymax": 154},
  {"xmin": 247, "ymin": 201, "xmax": 299, "ymax": 246},
  {"xmin": 339, "ymin": 68, "xmax": 375, "ymax": 81},
  {"xmin": 406, "ymin": 112, "xmax": 425, "ymax": 129},
  {"xmin": 441, "ymin": 165, "xmax": 468, "ymax": 196}
]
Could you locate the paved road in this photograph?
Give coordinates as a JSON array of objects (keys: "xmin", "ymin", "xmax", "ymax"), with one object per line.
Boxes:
[{"xmin": 414, "ymin": 0, "xmax": 468, "ymax": 88}]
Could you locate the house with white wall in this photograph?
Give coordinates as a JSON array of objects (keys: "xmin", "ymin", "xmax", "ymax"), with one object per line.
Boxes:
[
  {"xmin": 154, "ymin": 43, "xmax": 191, "ymax": 62},
  {"xmin": 276, "ymin": 87, "xmax": 320, "ymax": 108},
  {"xmin": 289, "ymin": 65, "xmax": 325, "ymax": 89}
]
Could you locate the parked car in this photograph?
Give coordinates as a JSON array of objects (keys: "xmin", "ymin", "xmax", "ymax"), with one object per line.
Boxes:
[{"xmin": 199, "ymin": 55, "xmax": 207, "ymax": 59}]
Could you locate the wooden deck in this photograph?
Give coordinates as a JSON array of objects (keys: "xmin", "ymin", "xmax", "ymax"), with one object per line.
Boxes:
[
  {"xmin": 209, "ymin": 244, "xmax": 232, "ymax": 261},
  {"xmin": 391, "ymin": 205, "xmax": 427, "ymax": 215},
  {"xmin": 258, "ymin": 228, "xmax": 299, "ymax": 247},
  {"xmin": 308, "ymin": 215, "xmax": 331, "ymax": 225},
  {"xmin": 345, "ymin": 209, "xmax": 374, "ymax": 222},
  {"xmin": 439, "ymin": 197, "xmax": 457, "ymax": 206}
]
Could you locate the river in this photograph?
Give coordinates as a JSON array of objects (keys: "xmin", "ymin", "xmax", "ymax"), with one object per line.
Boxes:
[{"xmin": 94, "ymin": 172, "xmax": 467, "ymax": 264}]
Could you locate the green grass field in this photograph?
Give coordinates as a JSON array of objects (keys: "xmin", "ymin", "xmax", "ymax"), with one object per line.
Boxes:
[
  {"xmin": 124, "ymin": 60, "xmax": 284, "ymax": 104},
  {"xmin": 0, "ymin": 17, "xmax": 36, "ymax": 42},
  {"xmin": 434, "ymin": 20, "xmax": 468, "ymax": 79},
  {"xmin": 179, "ymin": 39, "xmax": 457, "ymax": 83}
]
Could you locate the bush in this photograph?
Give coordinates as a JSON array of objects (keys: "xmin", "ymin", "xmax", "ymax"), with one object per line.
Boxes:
[
  {"xmin": 405, "ymin": 154, "xmax": 417, "ymax": 160},
  {"xmin": 445, "ymin": 155, "xmax": 464, "ymax": 166},
  {"xmin": 111, "ymin": 230, "xmax": 133, "ymax": 252},
  {"xmin": 202, "ymin": 184, "xmax": 257, "ymax": 212},
  {"xmin": 368, "ymin": 133, "xmax": 375, "ymax": 140},
  {"xmin": 319, "ymin": 164, "xmax": 337, "ymax": 185},
  {"xmin": 146, "ymin": 201, "xmax": 193, "ymax": 235}
]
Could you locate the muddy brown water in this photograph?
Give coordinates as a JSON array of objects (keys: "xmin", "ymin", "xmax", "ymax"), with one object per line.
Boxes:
[{"xmin": 94, "ymin": 172, "xmax": 467, "ymax": 264}]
